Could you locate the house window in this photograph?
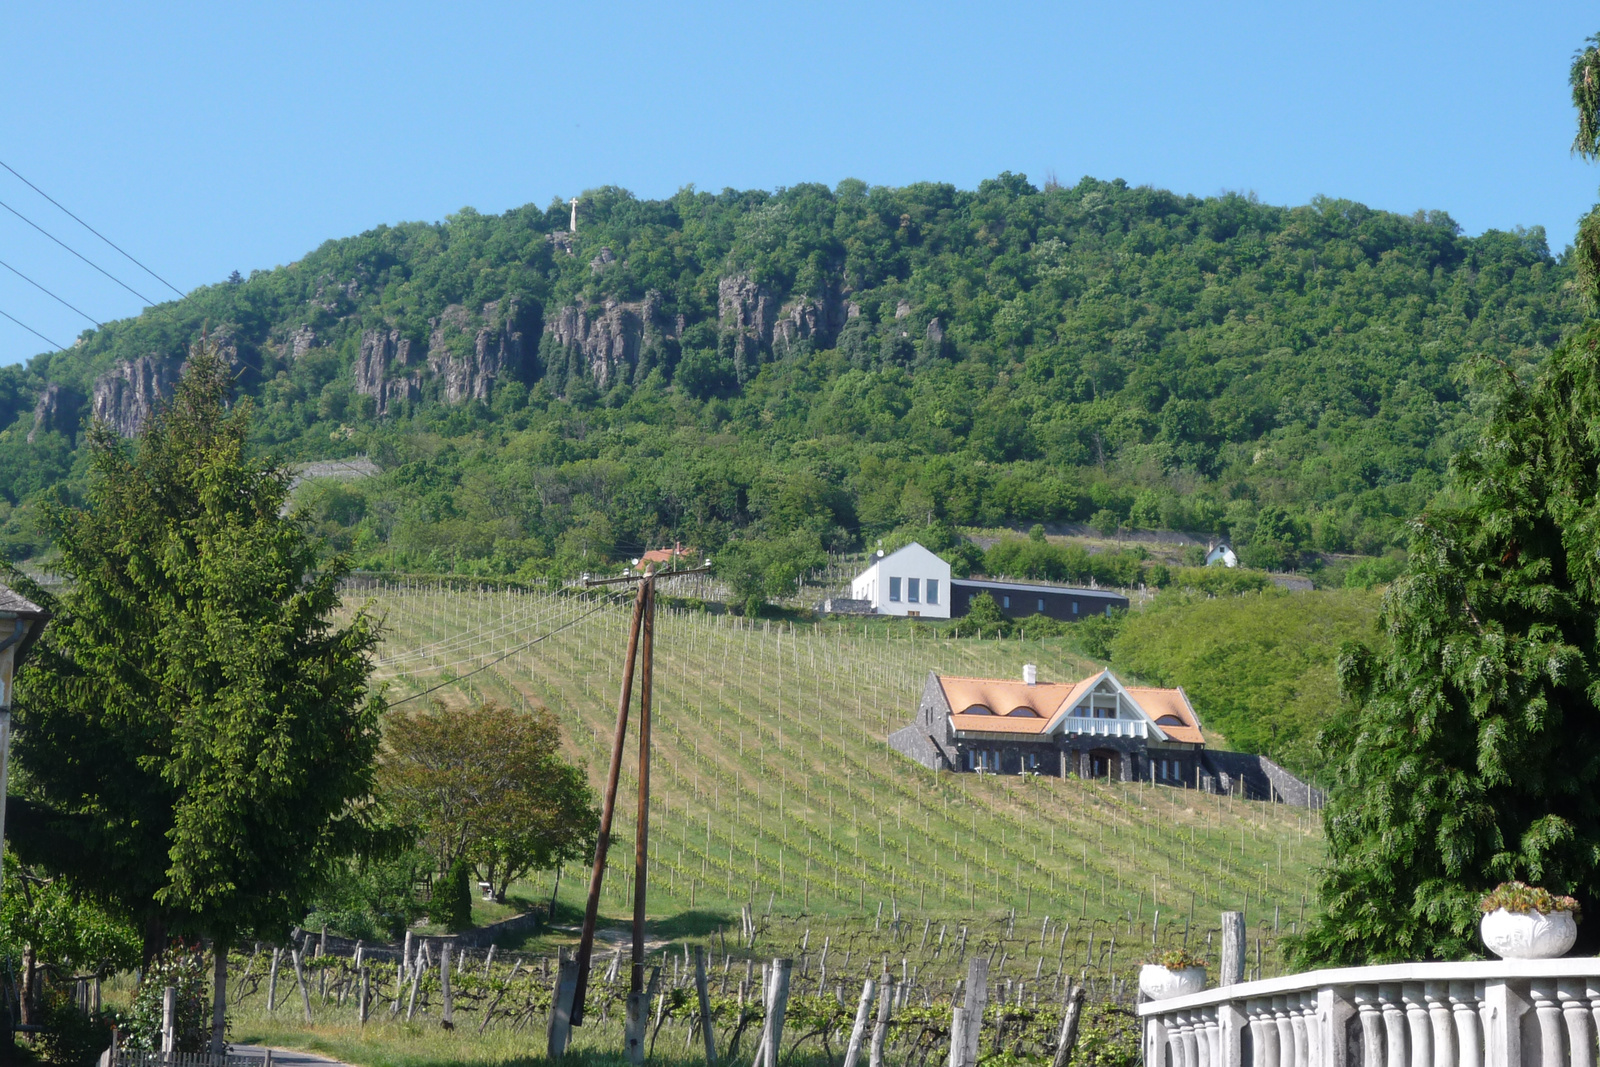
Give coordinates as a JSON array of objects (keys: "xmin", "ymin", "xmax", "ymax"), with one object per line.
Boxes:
[
  {"xmin": 1003, "ymin": 595, "xmax": 1011, "ymax": 609},
  {"xmin": 1026, "ymin": 751, "xmax": 1039, "ymax": 771},
  {"xmin": 1106, "ymin": 605, "xmax": 1113, "ymax": 617},
  {"xmin": 1072, "ymin": 602, "xmax": 1079, "ymax": 614},
  {"xmin": 908, "ymin": 578, "xmax": 920, "ymax": 603},
  {"xmin": 927, "ymin": 580, "xmax": 939, "ymax": 605},
  {"xmin": 889, "ymin": 577, "xmax": 901, "ymax": 602},
  {"xmin": 1037, "ymin": 598, "xmax": 1045, "ymax": 612}
]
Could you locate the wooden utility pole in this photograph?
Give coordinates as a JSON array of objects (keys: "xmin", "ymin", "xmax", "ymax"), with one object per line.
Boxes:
[
  {"xmin": 571, "ymin": 576, "xmax": 650, "ymax": 1026},
  {"xmin": 567, "ymin": 563, "xmax": 710, "ymax": 1040}
]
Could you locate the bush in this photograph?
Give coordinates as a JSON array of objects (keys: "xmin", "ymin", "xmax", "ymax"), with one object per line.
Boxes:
[
  {"xmin": 1165, "ymin": 566, "xmax": 1271, "ymax": 596},
  {"xmin": 431, "ymin": 857, "xmax": 474, "ymax": 932},
  {"xmin": 32, "ymin": 986, "xmax": 120, "ymax": 1066},
  {"xmin": 124, "ymin": 948, "xmax": 211, "ymax": 1052}
]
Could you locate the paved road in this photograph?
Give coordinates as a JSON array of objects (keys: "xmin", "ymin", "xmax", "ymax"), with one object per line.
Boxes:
[{"xmin": 230, "ymin": 1046, "xmax": 354, "ymax": 1067}]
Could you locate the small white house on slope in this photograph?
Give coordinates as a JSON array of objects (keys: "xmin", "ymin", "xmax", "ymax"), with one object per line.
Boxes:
[{"xmin": 851, "ymin": 543, "xmax": 952, "ymax": 619}]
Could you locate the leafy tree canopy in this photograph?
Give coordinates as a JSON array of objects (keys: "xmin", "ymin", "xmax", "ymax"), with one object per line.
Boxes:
[
  {"xmin": 9, "ymin": 341, "xmax": 384, "ymax": 955},
  {"xmin": 0, "ymin": 173, "xmax": 1578, "ymax": 574}
]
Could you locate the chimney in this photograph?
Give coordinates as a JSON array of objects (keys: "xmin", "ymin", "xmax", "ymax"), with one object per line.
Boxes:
[{"xmin": 1023, "ymin": 664, "xmax": 1037, "ymax": 686}]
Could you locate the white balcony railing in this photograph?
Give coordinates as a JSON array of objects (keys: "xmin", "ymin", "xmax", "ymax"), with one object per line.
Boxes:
[
  {"xmin": 1138, "ymin": 958, "xmax": 1600, "ymax": 1067},
  {"xmin": 1059, "ymin": 717, "xmax": 1149, "ymax": 738}
]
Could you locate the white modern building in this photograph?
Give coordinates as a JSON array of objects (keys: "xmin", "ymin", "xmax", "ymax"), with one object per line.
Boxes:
[
  {"xmin": 850, "ymin": 543, "xmax": 952, "ymax": 619},
  {"xmin": 1205, "ymin": 543, "xmax": 1238, "ymax": 568}
]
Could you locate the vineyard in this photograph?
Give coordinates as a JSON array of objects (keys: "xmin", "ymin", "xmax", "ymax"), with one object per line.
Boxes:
[{"xmin": 350, "ymin": 578, "xmax": 1323, "ymax": 957}]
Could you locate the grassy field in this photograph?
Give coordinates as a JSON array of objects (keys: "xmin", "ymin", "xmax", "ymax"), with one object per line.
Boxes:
[
  {"xmin": 350, "ymin": 579, "xmax": 1323, "ymax": 939},
  {"xmin": 80, "ymin": 579, "xmax": 1331, "ymax": 1067}
]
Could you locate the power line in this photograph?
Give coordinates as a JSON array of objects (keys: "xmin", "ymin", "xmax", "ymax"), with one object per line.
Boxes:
[
  {"xmin": 0, "ymin": 257, "xmax": 101, "ymax": 326},
  {"xmin": 0, "ymin": 306, "xmax": 65, "ymax": 351},
  {"xmin": 384, "ymin": 597, "xmax": 616, "ymax": 709},
  {"xmin": 0, "ymin": 158, "xmax": 184, "ymax": 298},
  {"xmin": 0, "ymin": 196, "xmax": 155, "ymax": 305}
]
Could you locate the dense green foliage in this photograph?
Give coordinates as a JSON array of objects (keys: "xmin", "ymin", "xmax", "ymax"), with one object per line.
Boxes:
[
  {"xmin": 0, "ymin": 173, "xmax": 1577, "ymax": 573},
  {"xmin": 10, "ymin": 344, "xmax": 384, "ymax": 955},
  {"xmin": 1296, "ymin": 36, "xmax": 1600, "ymax": 966},
  {"xmin": 1298, "ymin": 318, "xmax": 1600, "ymax": 964},
  {"xmin": 1107, "ymin": 588, "xmax": 1381, "ymax": 778}
]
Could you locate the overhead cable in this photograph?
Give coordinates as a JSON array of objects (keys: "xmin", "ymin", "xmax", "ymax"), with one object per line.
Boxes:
[
  {"xmin": 0, "ymin": 196, "xmax": 155, "ymax": 305},
  {"xmin": 0, "ymin": 158, "xmax": 184, "ymax": 297},
  {"xmin": 0, "ymin": 307, "xmax": 65, "ymax": 350},
  {"xmin": 384, "ymin": 597, "xmax": 616, "ymax": 709},
  {"xmin": 0, "ymin": 257, "xmax": 102, "ymax": 326}
]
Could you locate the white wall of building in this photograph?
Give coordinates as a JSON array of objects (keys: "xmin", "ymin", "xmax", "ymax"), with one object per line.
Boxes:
[{"xmin": 851, "ymin": 543, "xmax": 952, "ymax": 618}]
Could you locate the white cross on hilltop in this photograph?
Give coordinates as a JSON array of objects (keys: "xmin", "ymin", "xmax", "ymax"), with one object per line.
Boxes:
[{"xmin": 569, "ymin": 198, "xmax": 579, "ymax": 233}]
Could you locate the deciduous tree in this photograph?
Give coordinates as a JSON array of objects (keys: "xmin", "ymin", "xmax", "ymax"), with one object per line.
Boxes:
[{"xmin": 376, "ymin": 700, "xmax": 597, "ymax": 902}]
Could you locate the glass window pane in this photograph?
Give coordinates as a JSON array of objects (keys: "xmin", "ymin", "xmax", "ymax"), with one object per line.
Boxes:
[
  {"xmin": 889, "ymin": 577, "xmax": 901, "ymax": 602},
  {"xmin": 908, "ymin": 578, "xmax": 920, "ymax": 603},
  {"xmin": 927, "ymin": 579, "xmax": 939, "ymax": 604}
]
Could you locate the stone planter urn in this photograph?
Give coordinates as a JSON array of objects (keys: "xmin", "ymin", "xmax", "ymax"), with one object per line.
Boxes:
[
  {"xmin": 1480, "ymin": 907, "xmax": 1577, "ymax": 959},
  {"xmin": 1139, "ymin": 964, "xmax": 1206, "ymax": 999}
]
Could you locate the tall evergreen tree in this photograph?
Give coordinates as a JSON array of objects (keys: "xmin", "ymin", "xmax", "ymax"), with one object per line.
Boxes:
[
  {"xmin": 1298, "ymin": 36, "xmax": 1600, "ymax": 964},
  {"xmin": 8, "ymin": 339, "xmax": 383, "ymax": 1041}
]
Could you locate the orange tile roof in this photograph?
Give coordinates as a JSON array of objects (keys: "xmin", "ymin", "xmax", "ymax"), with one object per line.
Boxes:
[
  {"xmin": 938, "ymin": 676, "xmax": 1079, "ymax": 718},
  {"xmin": 642, "ymin": 545, "xmax": 696, "ymax": 564},
  {"xmin": 948, "ymin": 713, "xmax": 1053, "ymax": 735},
  {"xmin": 936, "ymin": 670, "xmax": 1206, "ymax": 745},
  {"xmin": 1125, "ymin": 686, "xmax": 1204, "ymax": 744}
]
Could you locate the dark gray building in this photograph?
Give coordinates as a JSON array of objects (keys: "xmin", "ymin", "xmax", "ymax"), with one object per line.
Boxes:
[{"xmin": 949, "ymin": 579, "xmax": 1129, "ymax": 621}]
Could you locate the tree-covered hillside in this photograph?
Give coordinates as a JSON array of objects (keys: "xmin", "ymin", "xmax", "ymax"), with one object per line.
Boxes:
[{"xmin": 0, "ymin": 175, "xmax": 1577, "ymax": 572}]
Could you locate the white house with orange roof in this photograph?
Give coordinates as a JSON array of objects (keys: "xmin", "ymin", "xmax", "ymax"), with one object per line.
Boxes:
[{"xmin": 886, "ymin": 664, "xmax": 1322, "ymax": 804}]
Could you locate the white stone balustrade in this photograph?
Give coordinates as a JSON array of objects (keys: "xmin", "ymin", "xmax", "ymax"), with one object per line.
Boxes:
[{"xmin": 1139, "ymin": 960, "xmax": 1600, "ymax": 1067}]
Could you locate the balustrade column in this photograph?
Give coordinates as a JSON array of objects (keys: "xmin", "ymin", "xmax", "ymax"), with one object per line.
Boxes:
[
  {"xmin": 1276, "ymin": 996, "xmax": 1297, "ymax": 1067},
  {"xmin": 1378, "ymin": 984, "xmax": 1406, "ymax": 1067},
  {"xmin": 1402, "ymin": 984, "xmax": 1430, "ymax": 1067},
  {"xmin": 1425, "ymin": 982, "xmax": 1454, "ymax": 1067},
  {"xmin": 1558, "ymin": 980, "xmax": 1594, "ymax": 1067},
  {"xmin": 1182, "ymin": 1012, "xmax": 1202, "ymax": 1067},
  {"xmin": 1449, "ymin": 981, "xmax": 1482, "ymax": 1067},
  {"xmin": 1586, "ymin": 978, "xmax": 1600, "ymax": 1060},
  {"xmin": 1255, "ymin": 1000, "xmax": 1280, "ymax": 1067},
  {"xmin": 1169, "ymin": 1014, "xmax": 1188, "ymax": 1067},
  {"xmin": 1202, "ymin": 1007, "xmax": 1222, "ymax": 1067},
  {"xmin": 1290, "ymin": 993, "xmax": 1311, "ymax": 1067},
  {"xmin": 1356, "ymin": 988, "xmax": 1385, "ymax": 1067},
  {"xmin": 1530, "ymin": 981, "xmax": 1566, "ymax": 1067}
]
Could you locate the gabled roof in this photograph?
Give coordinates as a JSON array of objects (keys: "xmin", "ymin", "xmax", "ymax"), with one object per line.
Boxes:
[
  {"xmin": 1125, "ymin": 686, "xmax": 1204, "ymax": 744},
  {"xmin": 936, "ymin": 667, "xmax": 1205, "ymax": 746},
  {"xmin": 938, "ymin": 675, "xmax": 1081, "ymax": 720}
]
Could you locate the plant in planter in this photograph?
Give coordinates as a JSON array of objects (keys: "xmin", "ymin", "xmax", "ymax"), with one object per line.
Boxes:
[
  {"xmin": 1139, "ymin": 948, "xmax": 1207, "ymax": 999},
  {"xmin": 1479, "ymin": 882, "xmax": 1581, "ymax": 959}
]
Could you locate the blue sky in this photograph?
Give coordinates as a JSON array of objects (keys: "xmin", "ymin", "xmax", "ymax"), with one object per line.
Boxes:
[{"xmin": 1, "ymin": 1, "xmax": 1597, "ymax": 366}]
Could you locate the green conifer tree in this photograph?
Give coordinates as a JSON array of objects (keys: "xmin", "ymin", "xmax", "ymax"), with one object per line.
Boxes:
[
  {"xmin": 9, "ymin": 338, "xmax": 384, "ymax": 1042},
  {"xmin": 1299, "ymin": 35, "xmax": 1600, "ymax": 963}
]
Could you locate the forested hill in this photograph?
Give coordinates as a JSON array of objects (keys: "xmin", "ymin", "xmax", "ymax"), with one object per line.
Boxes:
[{"xmin": 0, "ymin": 175, "xmax": 1578, "ymax": 573}]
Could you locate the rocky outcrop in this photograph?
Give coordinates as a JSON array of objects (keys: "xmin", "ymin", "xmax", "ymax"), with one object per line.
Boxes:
[
  {"xmin": 718, "ymin": 275, "xmax": 778, "ymax": 379},
  {"xmin": 91, "ymin": 355, "xmax": 181, "ymax": 437},
  {"xmin": 286, "ymin": 325, "xmax": 318, "ymax": 362},
  {"xmin": 773, "ymin": 285, "xmax": 850, "ymax": 356},
  {"xmin": 354, "ymin": 329, "xmax": 424, "ymax": 415},
  {"xmin": 542, "ymin": 292, "xmax": 675, "ymax": 389},
  {"xmin": 428, "ymin": 300, "xmax": 525, "ymax": 404},
  {"xmin": 27, "ymin": 383, "xmax": 77, "ymax": 443},
  {"xmin": 589, "ymin": 247, "xmax": 615, "ymax": 273},
  {"xmin": 354, "ymin": 300, "xmax": 524, "ymax": 412}
]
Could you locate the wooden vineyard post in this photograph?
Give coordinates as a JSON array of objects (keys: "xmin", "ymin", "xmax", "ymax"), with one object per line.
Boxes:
[
  {"xmin": 440, "ymin": 941, "xmax": 453, "ymax": 1028},
  {"xmin": 695, "ymin": 946, "xmax": 717, "ymax": 1066},
  {"xmin": 548, "ymin": 952, "xmax": 579, "ymax": 1058},
  {"xmin": 843, "ymin": 976, "xmax": 878, "ymax": 1067},
  {"xmin": 359, "ymin": 967, "xmax": 370, "ymax": 1026},
  {"xmin": 572, "ymin": 577, "xmax": 651, "ymax": 1025},
  {"xmin": 868, "ymin": 973, "xmax": 894, "ymax": 1067},
  {"xmin": 291, "ymin": 947, "xmax": 313, "ymax": 1023},
  {"xmin": 267, "ymin": 947, "xmax": 280, "ymax": 1013},
  {"xmin": 1051, "ymin": 982, "xmax": 1085, "ymax": 1067},
  {"xmin": 959, "ymin": 955, "xmax": 989, "ymax": 1067},
  {"xmin": 758, "ymin": 958, "xmax": 793, "ymax": 1067},
  {"xmin": 1220, "ymin": 912, "xmax": 1245, "ymax": 986}
]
